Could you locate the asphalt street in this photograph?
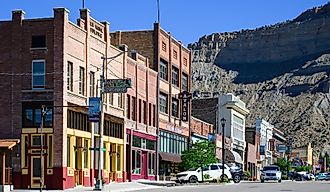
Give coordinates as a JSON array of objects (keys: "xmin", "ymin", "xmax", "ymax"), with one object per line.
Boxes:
[{"xmin": 136, "ymin": 181, "xmax": 330, "ymax": 192}]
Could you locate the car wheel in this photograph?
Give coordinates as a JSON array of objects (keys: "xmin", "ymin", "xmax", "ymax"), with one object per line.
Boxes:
[
  {"xmin": 278, "ymin": 179, "xmax": 281, "ymax": 183},
  {"xmin": 261, "ymin": 179, "xmax": 264, "ymax": 183},
  {"xmin": 189, "ymin": 176, "xmax": 198, "ymax": 183},
  {"xmin": 233, "ymin": 174, "xmax": 241, "ymax": 183}
]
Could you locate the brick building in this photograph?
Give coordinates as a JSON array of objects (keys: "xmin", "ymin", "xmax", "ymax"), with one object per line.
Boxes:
[
  {"xmin": 245, "ymin": 127, "xmax": 262, "ymax": 180},
  {"xmin": 111, "ymin": 24, "xmax": 192, "ymax": 180},
  {"xmin": 124, "ymin": 51, "xmax": 158, "ymax": 181},
  {"xmin": 191, "ymin": 116, "xmax": 214, "ymax": 143},
  {"xmin": 0, "ymin": 8, "xmax": 131, "ymax": 189}
]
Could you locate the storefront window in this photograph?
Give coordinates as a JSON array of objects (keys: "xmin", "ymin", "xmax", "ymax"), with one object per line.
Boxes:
[
  {"xmin": 148, "ymin": 153, "xmax": 155, "ymax": 175},
  {"xmin": 117, "ymin": 146, "xmax": 121, "ymax": 171},
  {"xmin": 133, "ymin": 136, "xmax": 141, "ymax": 148},
  {"xmin": 146, "ymin": 140, "xmax": 155, "ymax": 150},
  {"xmin": 132, "ymin": 150, "xmax": 141, "ymax": 174}
]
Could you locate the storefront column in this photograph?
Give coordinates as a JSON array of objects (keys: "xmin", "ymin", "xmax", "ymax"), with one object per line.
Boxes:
[{"xmin": 2, "ymin": 152, "xmax": 5, "ymax": 185}]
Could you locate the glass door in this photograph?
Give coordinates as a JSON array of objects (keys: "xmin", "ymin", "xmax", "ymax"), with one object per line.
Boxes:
[{"xmin": 31, "ymin": 156, "xmax": 44, "ymax": 188}]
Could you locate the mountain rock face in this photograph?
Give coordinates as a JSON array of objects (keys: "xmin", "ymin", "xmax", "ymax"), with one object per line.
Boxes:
[{"xmin": 189, "ymin": 3, "xmax": 330, "ymax": 151}]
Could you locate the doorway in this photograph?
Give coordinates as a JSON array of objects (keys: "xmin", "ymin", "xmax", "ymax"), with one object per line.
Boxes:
[
  {"xmin": 30, "ymin": 156, "xmax": 44, "ymax": 189},
  {"xmin": 141, "ymin": 152, "xmax": 148, "ymax": 179}
]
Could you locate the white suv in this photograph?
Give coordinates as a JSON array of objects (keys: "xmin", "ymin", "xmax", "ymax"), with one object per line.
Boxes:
[
  {"xmin": 175, "ymin": 163, "xmax": 232, "ymax": 183},
  {"xmin": 260, "ymin": 165, "xmax": 282, "ymax": 183}
]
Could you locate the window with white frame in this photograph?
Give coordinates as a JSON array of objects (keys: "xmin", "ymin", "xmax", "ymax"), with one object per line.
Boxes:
[
  {"xmin": 89, "ymin": 71, "xmax": 95, "ymax": 97},
  {"xmin": 160, "ymin": 59, "xmax": 168, "ymax": 81},
  {"xmin": 67, "ymin": 62, "xmax": 73, "ymax": 91},
  {"xmin": 32, "ymin": 60, "xmax": 45, "ymax": 89},
  {"xmin": 79, "ymin": 67, "xmax": 85, "ymax": 95},
  {"xmin": 159, "ymin": 92, "xmax": 168, "ymax": 114},
  {"xmin": 233, "ymin": 114, "xmax": 244, "ymax": 141}
]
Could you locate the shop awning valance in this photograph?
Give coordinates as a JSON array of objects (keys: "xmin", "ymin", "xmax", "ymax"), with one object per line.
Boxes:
[{"xmin": 159, "ymin": 152, "xmax": 182, "ymax": 163}]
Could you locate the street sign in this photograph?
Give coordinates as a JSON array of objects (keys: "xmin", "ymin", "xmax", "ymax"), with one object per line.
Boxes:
[
  {"xmin": 277, "ymin": 144, "xmax": 287, "ymax": 153},
  {"xmin": 89, "ymin": 147, "xmax": 106, "ymax": 151},
  {"xmin": 88, "ymin": 97, "xmax": 100, "ymax": 122},
  {"xmin": 178, "ymin": 91, "xmax": 192, "ymax": 122},
  {"xmin": 208, "ymin": 133, "xmax": 216, "ymax": 142},
  {"xmin": 103, "ymin": 79, "xmax": 132, "ymax": 93}
]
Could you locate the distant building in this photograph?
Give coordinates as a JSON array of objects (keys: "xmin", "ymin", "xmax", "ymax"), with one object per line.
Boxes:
[
  {"xmin": 192, "ymin": 94, "xmax": 249, "ymax": 168},
  {"xmin": 245, "ymin": 127, "xmax": 261, "ymax": 180},
  {"xmin": 291, "ymin": 143, "xmax": 313, "ymax": 166},
  {"xmin": 270, "ymin": 128, "xmax": 286, "ymax": 164},
  {"xmin": 256, "ymin": 119, "xmax": 274, "ymax": 166}
]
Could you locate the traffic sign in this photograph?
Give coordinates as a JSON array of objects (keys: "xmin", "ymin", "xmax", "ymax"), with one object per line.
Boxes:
[{"xmin": 103, "ymin": 79, "xmax": 132, "ymax": 93}]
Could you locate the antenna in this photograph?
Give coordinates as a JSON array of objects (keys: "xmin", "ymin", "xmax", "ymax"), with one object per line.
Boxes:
[
  {"xmin": 82, "ymin": 0, "xmax": 85, "ymax": 9},
  {"xmin": 157, "ymin": 0, "xmax": 160, "ymax": 23}
]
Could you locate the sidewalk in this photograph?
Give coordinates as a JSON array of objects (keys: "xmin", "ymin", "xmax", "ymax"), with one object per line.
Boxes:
[{"xmin": 12, "ymin": 182, "xmax": 163, "ymax": 192}]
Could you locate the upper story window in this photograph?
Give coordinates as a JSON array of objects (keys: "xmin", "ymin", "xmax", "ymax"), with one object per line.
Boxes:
[
  {"xmin": 160, "ymin": 59, "xmax": 168, "ymax": 81},
  {"xmin": 173, "ymin": 50, "xmax": 178, "ymax": 59},
  {"xmin": 32, "ymin": 60, "xmax": 45, "ymax": 89},
  {"xmin": 172, "ymin": 98, "xmax": 179, "ymax": 117},
  {"xmin": 118, "ymin": 93, "xmax": 123, "ymax": 108},
  {"xmin": 22, "ymin": 102, "xmax": 53, "ymax": 128},
  {"xmin": 172, "ymin": 66, "xmax": 179, "ymax": 87},
  {"xmin": 159, "ymin": 92, "xmax": 168, "ymax": 114},
  {"xmin": 31, "ymin": 35, "xmax": 46, "ymax": 48},
  {"xmin": 162, "ymin": 41, "xmax": 166, "ymax": 52},
  {"xmin": 67, "ymin": 62, "xmax": 73, "ymax": 91},
  {"xmin": 79, "ymin": 67, "xmax": 85, "ymax": 95},
  {"xmin": 89, "ymin": 71, "xmax": 95, "ymax": 97},
  {"xmin": 182, "ymin": 73, "xmax": 188, "ymax": 91}
]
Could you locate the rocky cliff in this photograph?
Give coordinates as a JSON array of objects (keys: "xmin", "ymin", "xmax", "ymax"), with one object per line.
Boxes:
[{"xmin": 189, "ymin": 3, "xmax": 330, "ymax": 151}]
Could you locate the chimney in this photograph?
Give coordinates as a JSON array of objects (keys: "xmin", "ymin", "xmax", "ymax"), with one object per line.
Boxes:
[{"xmin": 12, "ymin": 10, "xmax": 25, "ymax": 25}]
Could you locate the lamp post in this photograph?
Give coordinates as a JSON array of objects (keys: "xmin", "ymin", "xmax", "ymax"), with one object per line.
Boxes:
[{"xmin": 220, "ymin": 118, "xmax": 226, "ymax": 182}]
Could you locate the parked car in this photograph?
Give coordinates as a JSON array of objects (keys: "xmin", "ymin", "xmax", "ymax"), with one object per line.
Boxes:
[
  {"xmin": 316, "ymin": 173, "xmax": 327, "ymax": 181},
  {"xmin": 260, "ymin": 165, "xmax": 282, "ymax": 183},
  {"xmin": 307, "ymin": 173, "xmax": 315, "ymax": 180},
  {"xmin": 326, "ymin": 173, "xmax": 330, "ymax": 181},
  {"xmin": 175, "ymin": 163, "xmax": 232, "ymax": 183},
  {"xmin": 228, "ymin": 164, "xmax": 243, "ymax": 183}
]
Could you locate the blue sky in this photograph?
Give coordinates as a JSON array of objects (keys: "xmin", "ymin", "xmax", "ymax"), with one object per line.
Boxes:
[{"xmin": 0, "ymin": 0, "xmax": 329, "ymax": 45}]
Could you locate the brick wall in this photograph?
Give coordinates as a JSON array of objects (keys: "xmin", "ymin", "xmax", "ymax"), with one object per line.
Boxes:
[
  {"xmin": 192, "ymin": 98, "xmax": 218, "ymax": 126},
  {"xmin": 191, "ymin": 116, "xmax": 214, "ymax": 137}
]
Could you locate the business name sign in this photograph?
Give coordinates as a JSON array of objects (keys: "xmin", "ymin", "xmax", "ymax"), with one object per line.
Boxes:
[
  {"xmin": 277, "ymin": 144, "xmax": 287, "ymax": 153},
  {"xmin": 178, "ymin": 91, "xmax": 192, "ymax": 122},
  {"xmin": 88, "ymin": 97, "xmax": 100, "ymax": 122}
]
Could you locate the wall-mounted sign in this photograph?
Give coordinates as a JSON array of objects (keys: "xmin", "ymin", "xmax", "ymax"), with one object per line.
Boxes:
[
  {"xmin": 208, "ymin": 133, "xmax": 216, "ymax": 142},
  {"xmin": 90, "ymin": 19, "xmax": 104, "ymax": 39},
  {"xmin": 178, "ymin": 91, "xmax": 192, "ymax": 122},
  {"xmin": 103, "ymin": 79, "xmax": 132, "ymax": 93},
  {"xmin": 88, "ymin": 97, "xmax": 100, "ymax": 122},
  {"xmin": 260, "ymin": 145, "xmax": 265, "ymax": 155}
]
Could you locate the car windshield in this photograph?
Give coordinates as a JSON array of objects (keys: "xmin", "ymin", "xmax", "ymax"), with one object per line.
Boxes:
[{"xmin": 263, "ymin": 167, "xmax": 279, "ymax": 171}]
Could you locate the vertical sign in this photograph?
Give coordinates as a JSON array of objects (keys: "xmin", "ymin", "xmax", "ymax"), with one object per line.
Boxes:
[
  {"xmin": 88, "ymin": 97, "xmax": 101, "ymax": 122},
  {"xmin": 178, "ymin": 91, "xmax": 192, "ymax": 122}
]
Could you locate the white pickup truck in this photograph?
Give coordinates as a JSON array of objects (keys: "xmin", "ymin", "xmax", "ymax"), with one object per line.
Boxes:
[{"xmin": 260, "ymin": 165, "xmax": 282, "ymax": 183}]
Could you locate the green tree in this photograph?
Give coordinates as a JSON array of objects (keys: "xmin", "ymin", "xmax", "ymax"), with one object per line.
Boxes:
[
  {"xmin": 180, "ymin": 141, "xmax": 217, "ymax": 182},
  {"xmin": 276, "ymin": 158, "xmax": 291, "ymax": 175}
]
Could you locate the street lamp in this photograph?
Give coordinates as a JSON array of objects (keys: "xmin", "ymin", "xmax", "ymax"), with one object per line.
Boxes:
[
  {"xmin": 95, "ymin": 50, "xmax": 131, "ymax": 190},
  {"xmin": 220, "ymin": 118, "xmax": 226, "ymax": 182}
]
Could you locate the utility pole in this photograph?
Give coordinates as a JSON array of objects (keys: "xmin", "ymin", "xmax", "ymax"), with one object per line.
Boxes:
[
  {"xmin": 40, "ymin": 105, "xmax": 45, "ymax": 192},
  {"xmin": 95, "ymin": 57, "xmax": 106, "ymax": 190}
]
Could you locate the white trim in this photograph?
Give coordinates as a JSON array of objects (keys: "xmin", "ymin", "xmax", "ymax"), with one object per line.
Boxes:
[{"xmin": 32, "ymin": 59, "xmax": 46, "ymax": 90}]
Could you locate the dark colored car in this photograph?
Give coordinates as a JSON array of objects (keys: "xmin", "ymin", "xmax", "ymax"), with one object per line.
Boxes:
[{"xmin": 229, "ymin": 165, "xmax": 243, "ymax": 183}]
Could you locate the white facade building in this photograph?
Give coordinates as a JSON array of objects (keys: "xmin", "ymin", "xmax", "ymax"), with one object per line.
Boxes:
[
  {"xmin": 218, "ymin": 94, "xmax": 249, "ymax": 168},
  {"xmin": 256, "ymin": 119, "xmax": 274, "ymax": 166}
]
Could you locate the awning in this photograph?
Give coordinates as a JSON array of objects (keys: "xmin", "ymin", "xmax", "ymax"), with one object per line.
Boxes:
[
  {"xmin": 0, "ymin": 139, "xmax": 20, "ymax": 149},
  {"xmin": 159, "ymin": 152, "xmax": 181, "ymax": 163},
  {"xmin": 232, "ymin": 150, "xmax": 243, "ymax": 164}
]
